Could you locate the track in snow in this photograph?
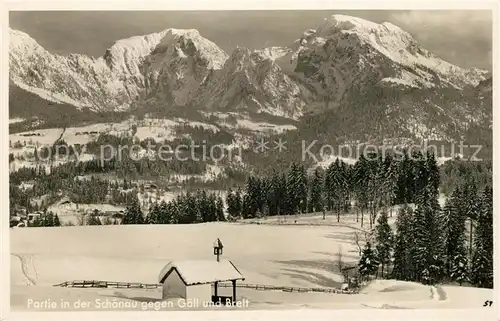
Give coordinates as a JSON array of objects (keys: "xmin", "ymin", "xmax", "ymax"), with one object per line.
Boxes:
[{"xmin": 12, "ymin": 253, "xmax": 38, "ymax": 286}]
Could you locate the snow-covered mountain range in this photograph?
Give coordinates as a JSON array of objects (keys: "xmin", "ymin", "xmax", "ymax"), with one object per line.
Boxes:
[
  {"xmin": 10, "ymin": 28, "xmax": 229, "ymax": 112},
  {"xmin": 9, "ymin": 14, "xmax": 492, "ymax": 142}
]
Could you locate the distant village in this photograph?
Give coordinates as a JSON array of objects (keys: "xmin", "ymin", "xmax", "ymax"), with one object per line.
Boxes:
[{"xmin": 10, "ymin": 181, "xmax": 163, "ymax": 228}]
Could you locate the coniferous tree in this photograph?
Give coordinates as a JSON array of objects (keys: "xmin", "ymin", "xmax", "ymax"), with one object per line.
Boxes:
[
  {"xmin": 226, "ymin": 189, "xmax": 238, "ymax": 219},
  {"xmin": 156, "ymin": 200, "xmax": 167, "ymax": 223},
  {"xmin": 185, "ymin": 192, "xmax": 200, "ymax": 223},
  {"xmin": 353, "ymin": 154, "xmax": 370, "ymax": 227},
  {"xmin": 471, "ymin": 186, "xmax": 493, "ymax": 288},
  {"xmin": 278, "ymin": 172, "xmax": 292, "ymax": 215},
  {"xmin": 135, "ymin": 199, "xmax": 145, "ymax": 224},
  {"xmin": 450, "ymin": 252, "xmax": 470, "ymax": 286},
  {"xmin": 411, "ymin": 199, "xmax": 429, "ymax": 283},
  {"xmin": 324, "ymin": 162, "xmax": 336, "ymax": 212},
  {"xmin": 241, "ymin": 193, "xmax": 251, "ymax": 219},
  {"xmin": 382, "ymin": 153, "xmax": 398, "ymax": 216},
  {"xmin": 123, "ymin": 197, "xmax": 144, "ymax": 224},
  {"xmin": 442, "ymin": 187, "xmax": 469, "ymax": 281},
  {"xmin": 243, "ymin": 176, "xmax": 262, "ymax": 218},
  {"xmin": 395, "ymin": 149, "xmax": 416, "ymax": 204},
  {"xmin": 234, "ymin": 188, "xmax": 243, "ymax": 217},
  {"xmin": 267, "ymin": 172, "xmax": 281, "ymax": 216},
  {"xmin": 259, "ymin": 178, "xmax": 271, "ymax": 216},
  {"xmin": 345, "ymin": 163, "xmax": 354, "ymax": 212},
  {"xmin": 163, "ymin": 201, "xmax": 177, "ymax": 224},
  {"xmin": 339, "ymin": 160, "xmax": 350, "ymax": 213},
  {"xmin": 287, "ymin": 163, "xmax": 307, "ymax": 214},
  {"xmin": 411, "ymin": 186, "xmax": 445, "ymax": 284},
  {"xmin": 325, "ymin": 160, "xmax": 347, "ymax": 222},
  {"xmin": 287, "ymin": 163, "xmax": 299, "ymax": 214},
  {"xmin": 216, "ymin": 196, "xmax": 225, "ymax": 221},
  {"xmin": 425, "ymin": 151, "xmax": 440, "ymax": 197},
  {"xmin": 367, "ymin": 155, "xmax": 384, "ymax": 228},
  {"xmin": 197, "ymin": 190, "xmax": 211, "ymax": 222},
  {"xmin": 146, "ymin": 202, "xmax": 160, "ymax": 224},
  {"xmin": 207, "ymin": 193, "xmax": 218, "ymax": 222},
  {"xmin": 297, "ymin": 164, "xmax": 309, "ymax": 213},
  {"xmin": 463, "ymin": 181, "xmax": 480, "ymax": 261},
  {"xmin": 413, "ymin": 150, "xmax": 428, "ymax": 201},
  {"xmin": 375, "ymin": 211, "xmax": 393, "ymax": 277},
  {"xmin": 358, "ymin": 242, "xmax": 379, "ymax": 280},
  {"xmin": 392, "ymin": 205, "xmax": 414, "ymax": 280},
  {"xmin": 308, "ymin": 168, "xmax": 324, "ymax": 213}
]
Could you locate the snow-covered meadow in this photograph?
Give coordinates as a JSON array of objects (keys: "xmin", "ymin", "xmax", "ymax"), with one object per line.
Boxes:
[{"xmin": 10, "ymin": 221, "xmax": 494, "ymax": 311}]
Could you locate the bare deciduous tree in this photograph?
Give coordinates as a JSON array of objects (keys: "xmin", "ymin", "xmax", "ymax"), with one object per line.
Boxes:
[
  {"xmin": 354, "ymin": 230, "xmax": 374, "ymax": 256},
  {"xmin": 337, "ymin": 245, "xmax": 344, "ymax": 272},
  {"xmin": 354, "ymin": 232, "xmax": 363, "ymax": 256}
]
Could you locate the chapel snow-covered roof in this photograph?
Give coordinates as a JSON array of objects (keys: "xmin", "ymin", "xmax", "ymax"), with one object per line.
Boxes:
[{"xmin": 158, "ymin": 259, "xmax": 244, "ymax": 285}]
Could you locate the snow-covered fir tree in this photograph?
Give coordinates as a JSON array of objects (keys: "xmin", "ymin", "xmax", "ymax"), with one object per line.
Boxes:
[
  {"xmin": 450, "ymin": 253, "xmax": 470, "ymax": 285},
  {"xmin": 146, "ymin": 202, "xmax": 160, "ymax": 224},
  {"xmin": 391, "ymin": 204, "xmax": 414, "ymax": 280},
  {"xmin": 375, "ymin": 210, "xmax": 394, "ymax": 277},
  {"xmin": 471, "ymin": 186, "xmax": 493, "ymax": 288},
  {"xmin": 358, "ymin": 241, "xmax": 379, "ymax": 280},
  {"xmin": 442, "ymin": 186, "xmax": 469, "ymax": 282},
  {"xmin": 411, "ymin": 185, "xmax": 445, "ymax": 284},
  {"xmin": 122, "ymin": 196, "xmax": 144, "ymax": 224},
  {"xmin": 308, "ymin": 167, "xmax": 324, "ymax": 213}
]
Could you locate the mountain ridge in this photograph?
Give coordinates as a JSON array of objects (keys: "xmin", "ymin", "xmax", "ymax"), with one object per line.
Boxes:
[
  {"xmin": 9, "ymin": 14, "xmax": 492, "ymax": 144},
  {"xmin": 9, "ymin": 15, "xmax": 488, "ymax": 114},
  {"xmin": 9, "ymin": 27, "xmax": 229, "ymax": 112}
]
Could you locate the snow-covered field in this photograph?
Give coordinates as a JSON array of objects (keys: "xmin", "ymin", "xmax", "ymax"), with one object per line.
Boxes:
[
  {"xmin": 46, "ymin": 202, "xmax": 126, "ymax": 226},
  {"xmin": 10, "ymin": 222, "xmax": 493, "ymax": 311}
]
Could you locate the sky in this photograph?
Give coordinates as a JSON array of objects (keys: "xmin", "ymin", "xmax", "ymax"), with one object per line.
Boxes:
[{"xmin": 9, "ymin": 10, "xmax": 492, "ymax": 71}]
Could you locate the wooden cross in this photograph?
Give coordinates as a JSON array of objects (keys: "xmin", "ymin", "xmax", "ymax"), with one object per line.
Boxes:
[{"xmin": 213, "ymin": 238, "xmax": 224, "ymax": 262}]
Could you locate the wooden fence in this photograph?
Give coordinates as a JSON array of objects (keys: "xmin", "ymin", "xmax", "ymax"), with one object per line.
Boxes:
[
  {"xmin": 53, "ymin": 280, "xmax": 358, "ymax": 294},
  {"xmin": 53, "ymin": 280, "xmax": 161, "ymax": 289},
  {"xmin": 216, "ymin": 282, "xmax": 357, "ymax": 294}
]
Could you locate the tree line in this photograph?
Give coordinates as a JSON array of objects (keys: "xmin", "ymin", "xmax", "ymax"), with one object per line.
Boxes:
[
  {"xmin": 358, "ymin": 182, "xmax": 492, "ymax": 289},
  {"xmin": 224, "ymin": 151, "xmax": 440, "ymax": 227},
  {"xmin": 117, "ymin": 190, "xmax": 226, "ymax": 225},
  {"xmin": 11, "ymin": 149, "xmax": 488, "ymax": 224}
]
